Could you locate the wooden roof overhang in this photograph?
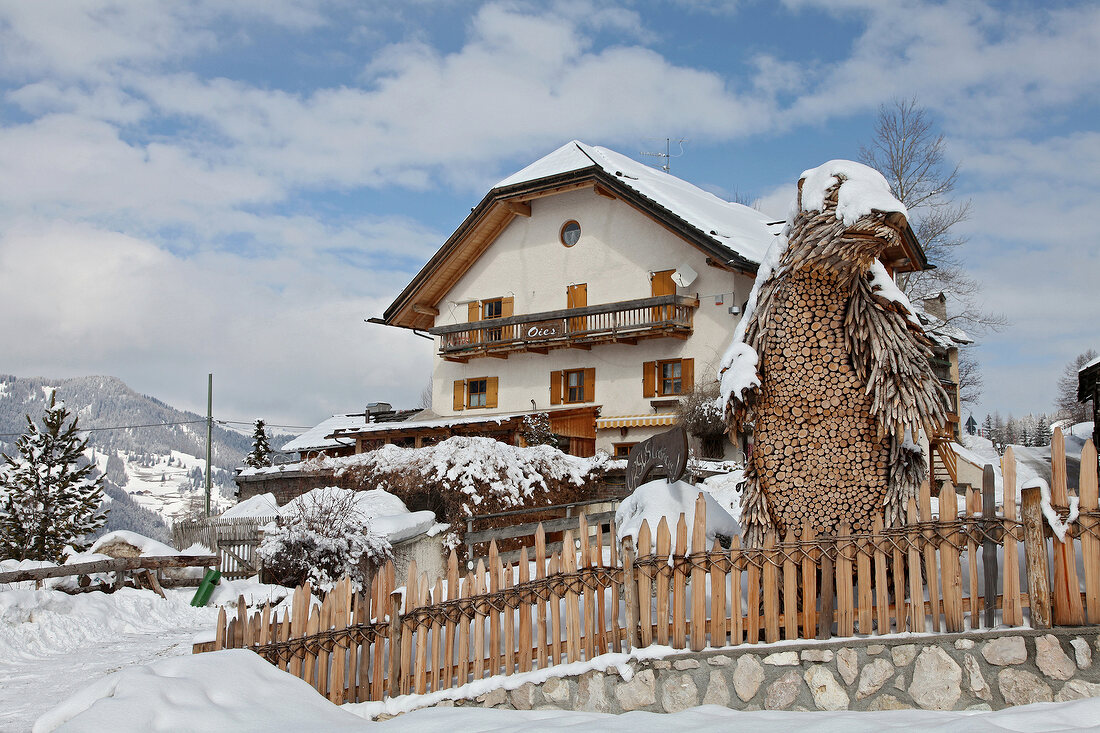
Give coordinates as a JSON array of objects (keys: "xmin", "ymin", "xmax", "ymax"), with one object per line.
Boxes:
[
  {"xmin": 883, "ymin": 211, "xmax": 928, "ymax": 274},
  {"xmin": 330, "ymin": 405, "xmax": 599, "ymax": 443},
  {"xmin": 381, "ymin": 167, "xmax": 764, "ymax": 332}
]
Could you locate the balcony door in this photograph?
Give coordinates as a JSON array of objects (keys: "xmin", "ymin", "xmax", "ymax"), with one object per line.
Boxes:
[{"xmin": 651, "ymin": 269, "xmax": 675, "ymax": 322}]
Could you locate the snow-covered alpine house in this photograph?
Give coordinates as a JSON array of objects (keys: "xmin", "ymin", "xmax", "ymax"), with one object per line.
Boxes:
[{"xmin": 351, "ymin": 141, "xmax": 956, "ymax": 466}]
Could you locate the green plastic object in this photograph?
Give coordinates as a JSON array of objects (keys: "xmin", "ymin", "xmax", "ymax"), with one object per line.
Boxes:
[{"xmin": 191, "ymin": 569, "xmax": 221, "ymax": 607}]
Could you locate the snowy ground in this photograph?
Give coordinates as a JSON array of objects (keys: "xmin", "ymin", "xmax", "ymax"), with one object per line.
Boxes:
[
  {"xmin": 6, "ymin": 585, "xmax": 1100, "ymax": 731},
  {"xmin": 0, "ymin": 588, "xmax": 218, "ymax": 732}
]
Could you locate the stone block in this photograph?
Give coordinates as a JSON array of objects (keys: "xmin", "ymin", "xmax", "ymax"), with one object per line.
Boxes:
[
  {"xmin": 577, "ymin": 673, "xmax": 610, "ymax": 713},
  {"xmin": 764, "ymin": 670, "xmax": 803, "ymax": 710},
  {"xmin": 804, "ymin": 665, "xmax": 850, "ymax": 711},
  {"xmin": 702, "ymin": 671, "xmax": 732, "ymax": 706},
  {"xmin": 615, "ymin": 669, "xmax": 656, "ymax": 711},
  {"xmin": 954, "ymin": 639, "xmax": 975, "ymax": 650},
  {"xmin": 543, "ymin": 677, "xmax": 572, "ymax": 704},
  {"xmin": 908, "ymin": 647, "xmax": 961, "ymax": 711},
  {"xmin": 1055, "ymin": 679, "xmax": 1100, "ymax": 702},
  {"xmin": 963, "ymin": 653, "xmax": 991, "ymax": 701},
  {"xmin": 998, "ymin": 668, "xmax": 1053, "ymax": 706},
  {"xmin": 866, "ymin": 644, "xmax": 885, "ymax": 655},
  {"xmin": 673, "ymin": 659, "xmax": 701, "ymax": 670},
  {"xmin": 856, "ymin": 658, "xmax": 894, "ymax": 700},
  {"xmin": 659, "ymin": 673, "xmax": 699, "ymax": 713},
  {"xmin": 867, "ymin": 694, "xmax": 911, "ymax": 711},
  {"xmin": 734, "ymin": 655, "xmax": 765, "ymax": 701},
  {"xmin": 1071, "ymin": 637, "xmax": 1093, "ymax": 669},
  {"xmin": 764, "ymin": 651, "xmax": 801, "ymax": 666},
  {"xmin": 1036, "ymin": 634, "xmax": 1076, "ymax": 681},
  {"xmin": 837, "ymin": 648, "xmax": 859, "ymax": 686},
  {"xmin": 982, "ymin": 636, "xmax": 1026, "ymax": 666},
  {"xmin": 478, "ymin": 688, "xmax": 507, "ymax": 708},
  {"xmin": 890, "ymin": 644, "xmax": 918, "ymax": 667},
  {"xmin": 708, "ymin": 655, "xmax": 732, "ymax": 666},
  {"xmin": 801, "ymin": 649, "xmax": 834, "ymax": 663},
  {"xmin": 509, "ymin": 683, "xmax": 537, "ymax": 710}
]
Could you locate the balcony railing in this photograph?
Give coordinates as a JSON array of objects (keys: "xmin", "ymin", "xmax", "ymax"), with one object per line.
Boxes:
[{"xmin": 430, "ymin": 294, "xmax": 698, "ymax": 359}]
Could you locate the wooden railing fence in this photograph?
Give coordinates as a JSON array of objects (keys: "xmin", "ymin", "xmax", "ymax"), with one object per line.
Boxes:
[{"xmin": 201, "ymin": 430, "xmax": 1099, "ymax": 706}]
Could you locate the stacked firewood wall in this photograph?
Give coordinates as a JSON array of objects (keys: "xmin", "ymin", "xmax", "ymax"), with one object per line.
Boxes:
[{"xmin": 754, "ymin": 266, "xmax": 889, "ymax": 539}]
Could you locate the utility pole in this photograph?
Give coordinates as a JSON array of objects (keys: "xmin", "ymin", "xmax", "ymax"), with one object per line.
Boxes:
[{"xmin": 205, "ymin": 373, "xmax": 213, "ymax": 518}]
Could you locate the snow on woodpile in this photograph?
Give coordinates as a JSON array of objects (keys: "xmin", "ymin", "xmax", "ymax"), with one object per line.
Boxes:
[
  {"xmin": 33, "ymin": 649, "xmax": 364, "ymax": 733},
  {"xmin": 89, "ymin": 530, "xmax": 183, "ymax": 559},
  {"xmin": 799, "ymin": 159, "xmax": 907, "ymax": 225},
  {"xmin": 615, "ymin": 479, "xmax": 740, "ymax": 551}
]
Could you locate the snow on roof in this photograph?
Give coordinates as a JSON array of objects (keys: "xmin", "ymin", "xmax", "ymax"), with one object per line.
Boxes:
[
  {"xmin": 220, "ymin": 492, "xmax": 279, "ymax": 519},
  {"xmin": 495, "ymin": 141, "xmax": 780, "ymax": 266},
  {"xmin": 912, "ymin": 306, "xmax": 972, "ymax": 349},
  {"xmin": 280, "ymin": 414, "xmax": 368, "ymax": 452},
  {"xmin": 1080, "ymin": 356, "xmax": 1100, "ymax": 373},
  {"xmin": 326, "ymin": 408, "xmax": 565, "ymax": 437},
  {"xmin": 277, "ymin": 487, "xmax": 437, "ymax": 544}
]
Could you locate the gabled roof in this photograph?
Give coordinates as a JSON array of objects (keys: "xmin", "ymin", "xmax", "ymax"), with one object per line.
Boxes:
[
  {"xmin": 382, "ymin": 140, "xmax": 784, "ymax": 331},
  {"xmin": 282, "ymin": 411, "xmax": 423, "ymax": 453}
]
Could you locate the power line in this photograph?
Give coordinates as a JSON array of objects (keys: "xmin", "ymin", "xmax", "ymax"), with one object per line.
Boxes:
[
  {"xmin": 217, "ymin": 419, "xmax": 313, "ymax": 431},
  {"xmin": 0, "ymin": 419, "xmax": 207, "ymax": 438}
]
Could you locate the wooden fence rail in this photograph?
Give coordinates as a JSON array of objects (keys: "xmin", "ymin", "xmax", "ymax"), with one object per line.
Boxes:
[{"xmin": 200, "ymin": 431, "xmax": 1100, "ymax": 706}]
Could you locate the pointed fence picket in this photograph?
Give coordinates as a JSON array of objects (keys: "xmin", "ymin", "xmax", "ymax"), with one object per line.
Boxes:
[{"xmin": 200, "ymin": 434, "xmax": 1099, "ymax": 705}]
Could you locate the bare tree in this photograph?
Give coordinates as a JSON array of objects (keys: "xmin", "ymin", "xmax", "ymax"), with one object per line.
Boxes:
[
  {"xmin": 1055, "ymin": 349, "xmax": 1098, "ymax": 424},
  {"xmin": 859, "ymin": 99, "xmax": 1005, "ymax": 334},
  {"xmin": 417, "ymin": 378, "xmax": 433, "ymax": 410},
  {"xmin": 957, "ymin": 346, "xmax": 983, "ymax": 408}
]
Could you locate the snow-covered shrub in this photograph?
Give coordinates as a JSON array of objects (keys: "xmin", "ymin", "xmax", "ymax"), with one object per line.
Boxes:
[
  {"xmin": 521, "ymin": 412, "xmax": 557, "ymax": 447},
  {"xmin": 258, "ymin": 487, "xmax": 392, "ymax": 591},
  {"xmin": 332, "ymin": 436, "xmax": 609, "ymax": 553}
]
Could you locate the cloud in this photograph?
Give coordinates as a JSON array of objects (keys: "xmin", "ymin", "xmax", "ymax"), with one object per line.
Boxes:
[{"xmin": 0, "ymin": 218, "xmax": 433, "ymax": 424}]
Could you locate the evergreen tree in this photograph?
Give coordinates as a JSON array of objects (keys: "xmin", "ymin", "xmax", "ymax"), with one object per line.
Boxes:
[
  {"xmin": 245, "ymin": 419, "xmax": 273, "ymax": 469},
  {"xmin": 0, "ymin": 393, "xmax": 107, "ymax": 562},
  {"xmin": 520, "ymin": 412, "xmax": 557, "ymax": 448},
  {"xmin": 981, "ymin": 414, "xmax": 993, "ymax": 439}
]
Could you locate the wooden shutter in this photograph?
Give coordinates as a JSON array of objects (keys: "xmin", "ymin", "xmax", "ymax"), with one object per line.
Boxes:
[
  {"xmin": 651, "ymin": 270, "xmax": 675, "ymax": 297},
  {"xmin": 567, "ymin": 283, "xmax": 587, "ymax": 308},
  {"xmin": 501, "ymin": 297, "xmax": 514, "ymax": 340},
  {"xmin": 583, "ymin": 367, "xmax": 596, "ymax": 403},
  {"xmin": 468, "ymin": 301, "xmax": 480, "ymax": 321},
  {"xmin": 550, "ymin": 370, "xmax": 563, "ymax": 405},
  {"xmin": 681, "ymin": 358, "xmax": 694, "ymax": 394},
  {"xmin": 642, "ymin": 362, "xmax": 656, "ymax": 398},
  {"xmin": 486, "ymin": 377, "xmax": 499, "ymax": 409},
  {"xmin": 453, "ymin": 380, "xmax": 465, "ymax": 411}
]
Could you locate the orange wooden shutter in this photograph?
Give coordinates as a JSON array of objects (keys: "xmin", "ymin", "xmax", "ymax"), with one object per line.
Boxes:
[
  {"xmin": 651, "ymin": 270, "xmax": 675, "ymax": 297},
  {"xmin": 583, "ymin": 367, "xmax": 595, "ymax": 403},
  {"xmin": 501, "ymin": 297, "xmax": 514, "ymax": 339},
  {"xmin": 468, "ymin": 301, "xmax": 480, "ymax": 321},
  {"xmin": 642, "ymin": 362, "xmax": 656, "ymax": 398},
  {"xmin": 550, "ymin": 370, "xmax": 563, "ymax": 405},
  {"xmin": 453, "ymin": 380, "xmax": 465, "ymax": 411},
  {"xmin": 567, "ymin": 283, "xmax": 587, "ymax": 308},
  {"xmin": 681, "ymin": 358, "xmax": 694, "ymax": 393},
  {"xmin": 486, "ymin": 377, "xmax": 499, "ymax": 409}
]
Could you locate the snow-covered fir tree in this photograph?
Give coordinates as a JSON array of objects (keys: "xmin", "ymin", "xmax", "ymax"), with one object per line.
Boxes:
[
  {"xmin": 520, "ymin": 412, "xmax": 556, "ymax": 447},
  {"xmin": 245, "ymin": 419, "xmax": 273, "ymax": 468},
  {"xmin": 0, "ymin": 393, "xmax": 107, "ymax": 562}
]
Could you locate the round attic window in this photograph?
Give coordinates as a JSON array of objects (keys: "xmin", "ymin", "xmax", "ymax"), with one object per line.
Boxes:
[{"xmin": 560, "ymin": 220, "xmax": 581, "ymax": 247}]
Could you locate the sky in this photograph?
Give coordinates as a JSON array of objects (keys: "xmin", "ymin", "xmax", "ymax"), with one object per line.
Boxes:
[{"xmin": 0, "ymin": 0, "xmax": 1096, "ymax": 431}]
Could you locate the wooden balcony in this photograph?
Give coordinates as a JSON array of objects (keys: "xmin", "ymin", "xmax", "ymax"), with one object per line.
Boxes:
[{"xmin": 430, "ymin": 294, "xmax": 698, "ymax": 361}]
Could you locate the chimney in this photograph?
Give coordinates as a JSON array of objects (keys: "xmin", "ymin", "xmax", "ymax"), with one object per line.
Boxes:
[{"xmin": 922, "ymin": 292, "xmax": 947, "ymax": 321}]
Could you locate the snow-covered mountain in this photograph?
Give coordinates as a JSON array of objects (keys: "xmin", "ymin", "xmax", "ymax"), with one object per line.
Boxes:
[{"xmin": 0, "ymin": 374, "xmax": 293, "ymax": 527}]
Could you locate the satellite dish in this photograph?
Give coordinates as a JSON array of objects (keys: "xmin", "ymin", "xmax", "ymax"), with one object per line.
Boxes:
[{"xmin": 671, "ymin": 265, "xmax": 698, "ymax": 288}]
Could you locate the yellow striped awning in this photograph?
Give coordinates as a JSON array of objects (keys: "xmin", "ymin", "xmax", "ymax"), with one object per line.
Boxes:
[{"xmin": 595, "ymin": 414, "xmax": 678, "ymax": 429}]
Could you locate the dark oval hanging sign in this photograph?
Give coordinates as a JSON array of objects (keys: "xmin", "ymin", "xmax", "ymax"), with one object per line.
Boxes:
[{"xmin": 625, "ymin": 425, "xmax": 689, "ymax": 490}]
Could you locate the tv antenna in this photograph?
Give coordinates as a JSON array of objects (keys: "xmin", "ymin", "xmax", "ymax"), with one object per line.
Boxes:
[{"xmin": 640, "ymin": 137, "xmax": 687, "ymax": 173}]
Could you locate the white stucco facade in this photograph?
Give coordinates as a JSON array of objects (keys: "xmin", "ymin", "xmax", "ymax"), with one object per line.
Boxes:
[{"xmin": 427, "ymin": 186, "xmax": 762, "ymax": 456}]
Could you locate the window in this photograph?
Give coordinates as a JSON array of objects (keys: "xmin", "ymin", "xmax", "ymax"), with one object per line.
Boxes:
[
  {"xmin": 550, "ymin": 367, "xmax": 596, "ymax": 405},
  {"xmin": 468, "ymin": 378, "xmax": 487, "ymax": 407},
  {"xmin": 453, "ymin": 377, "xmax": 498, "ymax": 410},
  {"xmin": 565, "ymin": 369, "xmax": 585, "ymax": 403},
  {"xmin": 613, "ymin": 442, "xmax": 637, "ymax": 458},
  {"xmin": 642, "ymin": 359, "xmax": 694, "ymax": 398},
  {"xmin": 659, "ymin": 360, "xmax": 682, "ymax": 396},
  {"xmin": 560, "ymin": 220, "xmax": 581, "ymax": 247},
  {"xmin": 482, "ymin": 298, "xmax": 503, "ymax": 342}
]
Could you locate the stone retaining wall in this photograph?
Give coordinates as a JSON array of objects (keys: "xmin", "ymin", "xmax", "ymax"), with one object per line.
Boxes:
[{"xmin": 445, "ymin": 628, "xmax": 1100, "ymax": 714}]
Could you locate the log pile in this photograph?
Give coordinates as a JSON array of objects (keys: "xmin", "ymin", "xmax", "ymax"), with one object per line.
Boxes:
[{"xmin": 727, "ymin": 173, "xmax": 949, "ymax": 547}]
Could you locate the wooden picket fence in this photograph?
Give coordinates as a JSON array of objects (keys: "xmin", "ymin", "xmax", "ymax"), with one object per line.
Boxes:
[
  {"xmin": 199, "ymin": 429, "xmax": 1100, "ymax": 706},
  {"xmin": 172, "ymin": 516, "xmax": 273, "ymax": 580}
]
